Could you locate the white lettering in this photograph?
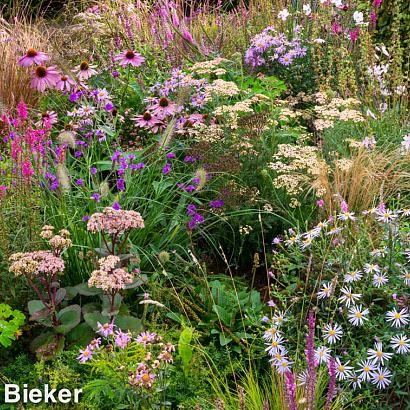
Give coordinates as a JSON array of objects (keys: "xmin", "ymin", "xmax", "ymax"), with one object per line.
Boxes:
[
  {"xmin": 58, "ymin": 389, "xmax": 71, "ymax": 403},
  {"xmin": 4, "ymin": 384, "xmax": 20, "ymax": 403},
  {"xmin": 44, "ymin": 384, "xmax": 57, "ymax": 403},
  {"xmin": 28, "ymin": 389, "xmax": 42, "ymax": 404}
]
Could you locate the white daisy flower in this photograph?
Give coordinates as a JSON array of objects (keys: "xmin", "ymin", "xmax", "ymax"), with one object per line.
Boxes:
[
  {"xmin": 269, "ymin": 347, "xmax": 289, "ymax": 363},
  {"xmin": 367, "ymin": 342, "xmax": 393, "ymax": 365},
  {"xmin": 326, "ymin": 227, "xmax": 344, "ymax": 236},
  {"xmin": 335, "ymin": 357, "xmax": 354, "ymax": 380},
  {"xmin": 297, "ymin": 369, "xmax": 308, "ymax": 386},
  {"xmin": 262, "ymin": 326, "xmax": 281, "ymax": 342},
  {"xmin": 347, "ymin": 305, "xmax": 369, "ymax": 326},
  {"xmin": 315, "ymin": 220, "xmax": 329, "ymax": 230},
  {"xmin": 323, "ymin": 323, "xmax": 343, "ymax": 344},
  {"xmin": 348, "ymin": 374, "xmax": 363, "ymax": 390},
  {"xmin": 338, "ymin": 286, "xmax": 362, "ymax": 307},
  {"xmin": 370, "ymin": 247, "xmax": 387, "ymax": 258},
  {"xmin": 364, "ymin": 263, "xmax": 380, "ymax": 273},
  {"xmin": 386, "ymin": 308, "xmax": 409, "ymax": 327},
  {"xmin": 273, "ymin": 358, "xmax": 293, "ymax": 374},
  {"xmin": 370, "ymin": 367, "xmax": 392, "ymax": 389},
  {"xmin": 399, "ymin": 270, "xmax": 410, "ymax": 286},
  {"xmin": 376, "ymin": 209, "xmax": 397, "ymax": 223},
  {"xmin": 317, "ymin": 282, "xmax": 333, "ymax": 299},
  {"xmin": 390, "ymin": 334, "xmax": 410, "ymax": 354},
  {"xmin": 356, "ymin": 359, "xmax": 376, "ymax": 381},
  {"xmin": 372, "ymin": 273, "xmax": 389, "ymax": 287},
  {"xmin": 399, "ymin": 208, "xmax": 410, "ymax": 216},
  {"xmin": 272, "ymin": 311, "xmax": 287, "ymax": 327},
  {"xmin": 314, "ymin": 346, "xmax": 332, "ymax": 364},
  {"xmin": 344, "ymin": 270, "xmax": 363, "ymax": 283},
  {"xmin": 265, "ymin": 335, "xmax": 286, "ymax": 356},
  {"xmin": 285, "ymin": 235, "xmax": 300, "ymax": 246},
  {"xmin": 301, "ymin": 237, "xmax": 313, "ymax": 249},
  {"xmin": 362, "ymin": 207, "xmax": 378, "ymax": 216},
  {"xmin": 337, "ymin": 212, "xmax": 356, "ymax": 221}
]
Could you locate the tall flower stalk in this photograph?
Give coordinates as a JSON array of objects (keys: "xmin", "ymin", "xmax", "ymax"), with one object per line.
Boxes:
[{"xmin": 305, "ymin": 310, "xmax": 317, "ymax": 410}]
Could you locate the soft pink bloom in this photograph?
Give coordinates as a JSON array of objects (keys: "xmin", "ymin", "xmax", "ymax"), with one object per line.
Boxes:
[
  {"xmin": 30, "ymin": 65, "xmax": 60, "ymax": 92},
  {"xmin": 331, "ymin": 21, "xmax": 342, "ymax": 35},
  {"xmin": 115, "ymin": 50, "xmax": 145, "ymax": 67},
  {"xmin": 349, "ymin": 28, "xmax": 360, "ymax": 43},
  {"xmin": 316, "ymin": 199, "xmax": 325, "ymax": 208},
  {"xmin": 133, "ymin": 111, "xmax": 160, "ymax": 128},
  {"xmin": 96, "ymin": 321, "xmax": 115, "ymax": 337},
  {"xmin": 149, "ymin": 97, "xmax": 179, "ymax": 118},
  {"xmin": 18, "ymin": 48, "xmax": 49, "ymax": 67},
  {"xmin": 74, "ymin": 61, "xmax": 97, "ymax": 80},
  {"xmin": 77, "ymin": 347, "xmax": 94, "ymax": 363},
  {"xmin": 182, "ymin": 29, "xmax": 194, "ymax": 43},
  {"xmin": 373, "ymin": 0, "xmax": 383, "ymax": 8},
  {"xmin": 56, "ymin": 75, "xmax": 75, "ymax": 92}
]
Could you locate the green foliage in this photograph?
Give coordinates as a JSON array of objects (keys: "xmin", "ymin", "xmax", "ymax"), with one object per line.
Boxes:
[{"xmin": 0, "ymin": 303, "xmax": 24, "ymax": 348}]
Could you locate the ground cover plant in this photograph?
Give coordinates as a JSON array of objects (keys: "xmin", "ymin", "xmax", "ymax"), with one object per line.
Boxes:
[{"xmin": 0, "ymin": 0, "xmax": 409, "ymax": 409}]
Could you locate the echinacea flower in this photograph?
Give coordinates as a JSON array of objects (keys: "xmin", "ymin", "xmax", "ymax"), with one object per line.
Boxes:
[
  {"xmin": 149, "ymin": 97, "xmax": 178, "ymax": 118},
  {"xmin": 31, "ymin": 65, "xmax": 60, "ymax": 92},
  {"xmin": 74, "ymin": 60, "xmax": 97, "ymax": 80},
  {"xmin": 386, "ymin": 308, "xmax": 409, "ymax": 327},
  {"xmin": 347, "ymin": 305, "xmax": 369, "ymax": 326},
  {"xmin": 133, "ymin": 111, "xmax": 159, "ymax": 128},
  {"xmin": 356, "ymin": 359, "xmax": 376, "ymax": 381},
  {"xmin": 370, "ymin": 367, "xmax": 392, "ymax": 389},
  {"xmin": 115, "ymin": 50, "xmax": 145, "ymax": 67},
  {"xmin": 77, "ymin": 347, "xmax": 93, "ymax": 363},
  {"xmin": 18, "ymin": 48, "xmax": 49, "ymax": 67},
  {"xmin": 315, "ymin": 346, "xmax": 331, "ymax": 364},
  {"xmin": 390, "ymin": 334, "xmax": 410, "ymax": 354},
  {"xmin": 55, "ymin": 75, "xmax": 75, "ymax": 92},
  {"xmin": 335, "ymin": 357, "xmax": 354, "ymax": 380},
  {"xmin": 367, "ymin": 342, "xmax": 393, "ymax": 365},
  {"xmin": 323, "ymin": 323, "xmax": 343, "ymax": 344}
]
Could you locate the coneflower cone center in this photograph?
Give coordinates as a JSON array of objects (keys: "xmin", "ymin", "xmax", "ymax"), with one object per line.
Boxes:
[
  {"xmin": 26, "ymin": 48, "xmax": 37, "ymax": 57},
  {"xmin": 35, "ymin": 66, "xmax": 47, "ymax": 78},
  {"xmin": 159, "ymin": 97, "xmax": 169, "ymax": 108},
  {"xmin": 142, "ymin": 112, "xmax": 152, "ymax": 121},
  {"xmin": 125, "ymin": 50, "xmax": 135, "ymax": 59},
  {"xmin": 80, "ymin": 61, "xmax": 89, "ymax": 70}
]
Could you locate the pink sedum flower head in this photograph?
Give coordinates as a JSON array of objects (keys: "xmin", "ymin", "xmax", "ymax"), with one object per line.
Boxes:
[
  {"xmin": 31, "ymin": 65, "xmax": 60, "ymax": 92},
  {"xmin": 115, "ymin": 50, "xmax": 145, "ymax": 67},
  {"xmin": 9, "ymin": 250, "xmax": 64, "ymax": 278},
  {"xmin": 74, "ymin": 60, "xmax": 97, "ymax": 80},
  {"xmin": 18, "ymin": 48, "xmax": 49, "ymax": 67},
  {"xmin": 87, "ymin": 207, "xmax": 144, "ymax": 236}
]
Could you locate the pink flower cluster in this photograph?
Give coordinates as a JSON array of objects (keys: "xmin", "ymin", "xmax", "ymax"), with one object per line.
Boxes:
[
  {"xmin": 9, "ymin": 250, "xmax": 65, "ymax": 278},
  {"xmin": 87, "ymin": 207, "xmax": 145, "ymax": 235},
  {"xmin": 88, "ymin": 256, "xmax": 134, "ymax": 291}
]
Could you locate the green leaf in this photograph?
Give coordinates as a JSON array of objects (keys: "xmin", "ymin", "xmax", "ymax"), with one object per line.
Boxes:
[
  {"xmin": 219, "ymin": 333, "xmax": 232, "ymax": 346},
  {"xmin": 212, "ymin": 305, "xmax": 232, "ymax": 327},
  {"xmin": 178, "ymin": 327, "xmax": 194, "ymax": 376},
  {"xmin": 101, "ymin": 293, "xmax": 122, "ymax": 316},
  {"xmin": 64, "ymin": 286, "xmax": 79, "ymax": 300},
  {"xmin": 55, "ymin": 288, "xmax": 67, "ymax": 305},
  {"xmin": 30, "ymin": 332, "xmax": 65, "ymax": 361},
  {"xmin": 28, "ymin": 300, "xmax": 46, "ymax": 316},
  {"xmin": 66, "ymin": 322, "xmax": 95, "ymax": 346},
  {"xmin": 75, "ymin": 283, "xmax": 103, "ymax": 296},
  {"xmin": 55, "ymin": 305, "xmax": 81, "ymax": 334},
  {"xmin": 114, "ymin": 315, "xmax": 142, "ymax": 332}
]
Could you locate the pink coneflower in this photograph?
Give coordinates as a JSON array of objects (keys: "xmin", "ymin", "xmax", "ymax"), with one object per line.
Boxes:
[
  {"xmin": 74, "ymin": 60, "xmax": 97, "ymax": 80},
  {"xmin": 150, "ymin": 97, "xmax": 178, "ymax": 118},
  {"xmin": 56, "ymin": 74, "xmax": 75, "ymax": 92},
  {"xmin": 30, "ymin": 65, "xmax": 60, "ymax": 92},
  {"xmin": 38, "ymin": 111, "xmax": 58, "ymax": 126},
  {"xmin": 133, "ymin": 111, "xmax": 159, "ymax": 128},
  {"xmin": 115, "ymin": 50, "xmax": 145, "ymax": 67},
  {"xmin": 18, "ymin": 48, "xmax": 49, "ymax": 67}
]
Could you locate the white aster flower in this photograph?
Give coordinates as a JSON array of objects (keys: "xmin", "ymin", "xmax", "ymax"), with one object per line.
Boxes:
[
  {"xmin": 348, "ymin": 305, "xmax": 369, "ymax": 326},
  {"xmin": 386, "ymin": 308, "xmax": 409, "ymax": 327},
  {"xmin": 390, "ymin": 334, "xmax": 410, "ymax": 354},
  {"xmin": 399, "ymin": 270, "xmax": 410, "ymax": 286},
  {"xmin": 323, "ymin": 323, "xmax": 343, "ymax": 344},
  {"xmin": 303, "ymin": 4, "xmax": 311, "ymax": 15},
  {"xmin": 372, "ymin": 273, "xmax": 388, "ymax": 287},
  {"xmin": 364, "ymin": 263, "xmax": 380, "ymax": 273},
  {"xmin": 370, "ymin": 367, "xmax": 392, "ymax": 389},
  {"xmin": 314, "ymin": 346, "xmax": 331, "ymax": 364},
  {"xmin": 356, "ymin": 359, "xmax": 376, "ymax": 381},
  {"xmin": 278, "ymin": 8, "xmax": 290, "ymax": 21},
  {"xmin": 272, "ymin": 311, "xmax": 287, "ymax": 327},
  {"xmin": 344, "ymin": 270, "xmax": 363, "ymax": 283},
  {"xmin": 348, "ymin": 374, "xmax": 363, "ymax": 390},
  {"xmin": 337, "ymin": 212, "xmax": 356, "ymax": 221},
  {"xmin": 262, "ymin": 326, "xmax": 281, "ymax": 341},
  {"xmin": 273, "ymin": 358, "xmax": 293, "ymax": 374},
  {"xmin": 367, "ymin": 342, "xmax": 393, "ymax": 366},
  {"xmin": 265, "ymin": 335, "xmax": 285, "ymax": 356},
  {"xmin": 376, "ymin": 209, "xmax": 397, "ymax": 223},
  {"xmin": 297, "ymin": 369, "xmax": 308, "ymax": 386},
  {"xmin": 338, "ymin": 286, "xmax": 362, "ymax": 307},
  {"xmin": 335, "ymin": 357, "xmax": 354, "ymax": 380},
  {"xmin": 317, "ymin": 282, "xmax": 333, "ymax": 299}
]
